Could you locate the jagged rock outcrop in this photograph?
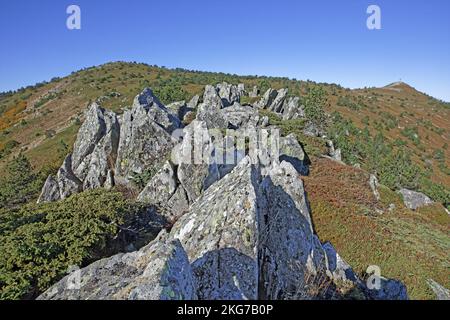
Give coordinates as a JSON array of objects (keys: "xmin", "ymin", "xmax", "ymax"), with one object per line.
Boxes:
[
  {"xmin": 174, "ymin": 120, "xmax": 220, "ymax": 203},
  {"xmin": 37, "ymin": 175, "xmax": 61, "ymax": 203},
  {"xmin": 83, "ymin": 113, "xmax": 120, "ymax": 189},
  {"xmin": 398, "ymin": 188, "xmax": 433, "ymax": 210},
  {"xmin": 72, "ymin": 103, "xmax": 120, "ymax": 184},
  {"xmin": 196, "ymin": 85, "xmax": 228, "ymax": 128},
  {"xmin": 38, "ymin": 231, "xmax": 197, "ymax": 300},
  {"xmin": 222, "ymin": 102, "xmax": 260, "ymax": 129},
  {"xmin": 36, "ymin": 84, "xmax": 411, "ymax": 301},
  {"xmin": 282, "ymin": 97, "xmax": 304, "ymax": 120},
  {"xmin": 71, "ymin": 103, "xmax": 120, "ymax": 184},
  {"xmin": 39, "ymin": 155, "xmax": 409, "ymax": 301},
  {"xmin": 257, "ymin": 160, "xmax": 327, "ymax": 299},
  {"xmin": 71, "ymin": 103, "xmax": 108, "ymax": 178},
  {"xmin": 38, "ymin": 88, "xmax": 185, "ymax": 202},
  {"xmin": 133, "ymin": 88, "xmax": 181, "ymax": 133},
  {"xmin": 216, "ymin": 82, "xmax": 241, "ymax": 107},
  {"xmin": 170, "ymin": 156, "xmax": 261, "ymax": 299},
  {"xmin": 167, "ymin": 100, "xmax": 196, "ymax": 124},
  {"xmin": 39, "ymin": 102, "xmax": 120, "ymax": 203},
  {"xmin": 279, "ymin": 134, "xmax": 309, "ymax": 175},
  {"xmin": 137, "ymin": 161, "xmax": 189, "ymax": 222},
  {"xmin": 57, "ymin": 154, "xmax": 83, "ymax": 199},
  {"xmin": 269, "ymin": 88, "xmax": 288, "ymax": 113},
  {"xmin": 255, "ymin": 88, "xmax": 278, "ymax": 109},
  {"xmin": 115, "ymin": 88, "xmax": 180, "ymax": 183},
  {"xmin": 322, "ymin": 242, "xmax": 359, "ymax": 285}
]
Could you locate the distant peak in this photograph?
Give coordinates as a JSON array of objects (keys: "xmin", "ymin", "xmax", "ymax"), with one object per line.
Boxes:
[{"xmin": 384, "ymin": 81, "xmax": 415, "ymax": 91}]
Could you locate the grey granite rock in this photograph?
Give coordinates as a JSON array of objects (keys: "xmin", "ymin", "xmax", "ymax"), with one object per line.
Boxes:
[
  {"xmin": 269, "ymin": 88, "xmax": 288, "ymax": 113},
  {"xmin": 282, "ymin": 97, "xmax": 304, "ymax": 120},
  {"xmin": 57, "ymin": 154, "xmax": 83, "ymax": 199},
  {"xmin": 398, "ymin": 189, "xmax": 433, "ymax": 210},
  {"xmin": 37, "ymin": 175, "xmax": 61, "ymax": 203},
  {"xmin": 38, "ymin": 231, "xmax": 197, "ymax": 300},
  {"xmin": 255, "ymin": 89, "xmax": 278, "ymax": 109},
  {"xmin": 279, "ymin": 134, "xmax": 309, "ymax": 175}
]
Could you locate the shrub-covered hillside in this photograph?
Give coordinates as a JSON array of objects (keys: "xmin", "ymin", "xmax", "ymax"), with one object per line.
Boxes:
[{"xmin": 0, "ymin": 61, "xmax": 448, "ymax": 300}]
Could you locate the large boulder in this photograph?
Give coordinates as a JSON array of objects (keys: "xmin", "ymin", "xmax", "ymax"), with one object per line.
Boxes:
[
  {"xmin": 38, "ymin": 231, "xmax": 197, "ymax": 300},
  {"xmin": 279, "ymin": 134, "xmax": 309, "ymax": 175},
  {"xmin": 137, "ymin": 161, "xmax": 189, "ymax": 222},
  {"xmin": 169, "ymin": 156, "xmax": 262, "ymax": 299},
  {"xmin": 132, "ymin": 88, "xmax": 181, "ymax": 133},
  {"xmin": 258, "ymin": 161, "xmax": 327, "ymax": 299},
  {"xmin": 57, "ymin": 154, "xmax": 83, "ymax": 199},
  {"xmin": 216, "ymin": 82, "xmax": 241, "ymax": 107},
  {"xmin": 269, "ymin": 88, "xmax": 288, "ymax": 113},
  {"xmin": 169, "ymin": 157, "xmax": 329, "ymax": 300},
  {"xmin": 173, "ymin": 121, "xmax": 220, "ymax": 203},
  {"xmin": 37, "ymin": 175, "xmax": 61, "ymax": 203},
  {"xmin": 282, "ymin": 97, "xmax": 304, "ymax": 120},
  {"xmin": 196, "ymin": 85, "xmax": 228, "ymax": 128},
  {"xmin": 255, "ymin": 88, "xmax": 278, "ymax": 109},
  {"xmin": 221, "ymin": 102, "xmax": 260, "ymax": 129},
  {"xmin": 71, "ymin": 103, "xmax": 108, "ymax": 178},
  {"xmin": 115, "ymin": 89, "xmax": 180, "ymax": 183},
  {"xmin": 82, "ymin": 110, "xmax": 120, "ymax": 189},
  {"xmin": 398, "ymin": 189, "xmax": 433, "ymax": 210}
]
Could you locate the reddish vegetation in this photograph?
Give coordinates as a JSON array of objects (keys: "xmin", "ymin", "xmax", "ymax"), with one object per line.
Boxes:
[{"xmin": 303, "ymin": 158, "xmax": 379, "ymax": 211}]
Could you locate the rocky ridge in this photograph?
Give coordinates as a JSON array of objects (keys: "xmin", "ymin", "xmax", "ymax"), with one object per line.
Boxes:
[{"xmin": 37, "ymin": 83, "xmax": 408, "ymax": 300}]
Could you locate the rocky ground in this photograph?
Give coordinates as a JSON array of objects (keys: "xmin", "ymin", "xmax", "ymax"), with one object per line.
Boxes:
[{"xmin": 35, "ymin": 82, "xmax": 431, "ymax": 300}]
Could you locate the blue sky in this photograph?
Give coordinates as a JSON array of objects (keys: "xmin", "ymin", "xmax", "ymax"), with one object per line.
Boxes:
[{"xmin": 1, "ymin": 0, "xmax": 449, "ymax": 101}]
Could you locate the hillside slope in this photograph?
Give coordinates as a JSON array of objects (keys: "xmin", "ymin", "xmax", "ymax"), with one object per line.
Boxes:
[
  {"xmin": 0, "ymin": 62, "xmax": 449, "ymax": 300},
  {"xmin": 0, "ymin": 62, "xmax": 449, "ymax": 185}
]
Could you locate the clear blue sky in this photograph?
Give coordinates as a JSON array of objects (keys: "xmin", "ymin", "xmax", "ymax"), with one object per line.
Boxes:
[{"xmin": 1, "ymin": 0, "xmax": 449, "ymax": 101}]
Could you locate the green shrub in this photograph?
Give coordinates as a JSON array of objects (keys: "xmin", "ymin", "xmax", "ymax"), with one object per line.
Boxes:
[
  {"xmin": 303, "ymin": 85, "xmax": 327, "ymax": 131},
  {"xmin": 378, "ymin": 149, "xmax": 422, "ymax": 190},
  {"xmin": 0, "ymin": 140, "xmax": 20, "ymax": 159},
  {"xmin": 0, "ymin": 189, "xmax": 151, "ymax": 300},
  {"xmin": 0, "ymin": 155, "xmax": 49, "ymax": 209},
  {"xmin": 130, "ymin": 167, "xmax": 159, "ymax": 189},
  {"xmin": 154, "ymin": 84, "xmax": 188, "ymax": 104}
]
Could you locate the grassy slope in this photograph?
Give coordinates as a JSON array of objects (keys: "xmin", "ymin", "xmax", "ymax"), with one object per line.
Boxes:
[
  {"xmin": 1, "ymin": 61, "xmax": 449, "ymax": 299},
  {"xmin": 0, "ymin": 62, "xmax": 449, "ymax": 180},
  {"xmin": 303, "ymin": 158, "xmax": 449, "ymax": 299}
]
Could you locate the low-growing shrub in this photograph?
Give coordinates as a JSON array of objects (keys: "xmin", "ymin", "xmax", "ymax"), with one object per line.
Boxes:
[{"xmin": 0, "ymin": 189, "xmax": 159, "ymax": 300}]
